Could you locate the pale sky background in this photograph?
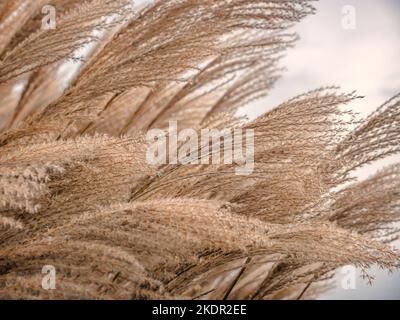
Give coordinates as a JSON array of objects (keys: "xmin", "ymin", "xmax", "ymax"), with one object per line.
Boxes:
[{"xmin": 241, "ymin": 0, "xmax": 400, "ymax": 299}]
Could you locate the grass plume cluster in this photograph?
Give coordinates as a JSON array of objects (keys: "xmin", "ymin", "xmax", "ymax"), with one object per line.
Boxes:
[{"xmin": 0, "ymin": 0, "xmax": 399, "ymax": 299}]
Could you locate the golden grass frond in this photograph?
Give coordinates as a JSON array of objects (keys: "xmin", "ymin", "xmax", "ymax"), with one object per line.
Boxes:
[
  {"xmin": 0, "ymin": 0, "xmax": 131, "ymax": 83},
  {"xmin": 0, "ymin": 0, "xmax": 399, "ymax": 300}
]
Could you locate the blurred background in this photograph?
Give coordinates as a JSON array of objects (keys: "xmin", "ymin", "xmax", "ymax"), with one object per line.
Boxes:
[{"xmin": 241, "ymin": 0, "xmax": 400, "ymax": 299}]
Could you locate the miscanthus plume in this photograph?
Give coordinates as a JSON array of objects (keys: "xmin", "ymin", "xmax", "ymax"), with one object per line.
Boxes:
[{"xmin": 0, "ymin": 0, "xmax": 399, "ymax": 299}]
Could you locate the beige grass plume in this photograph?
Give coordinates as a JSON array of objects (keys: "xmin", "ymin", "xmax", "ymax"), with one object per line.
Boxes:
[{"xmin": 0, "ymin": 0, "xmax": 399, "ymax": 300}]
